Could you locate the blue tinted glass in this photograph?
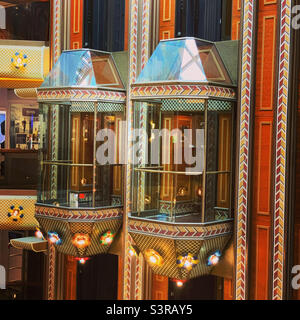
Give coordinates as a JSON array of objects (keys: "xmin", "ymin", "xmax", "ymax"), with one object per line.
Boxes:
[
  {"xmin": 136, "ymin": 38, "xmax": 232, "ymax": 84},
  {"xmin": 41, "ymin": 50, "xmax": 97, "ymax": 88},
  {"xmin": 137, "ymin": 41, "xmax": 185, "ymax": 82}
]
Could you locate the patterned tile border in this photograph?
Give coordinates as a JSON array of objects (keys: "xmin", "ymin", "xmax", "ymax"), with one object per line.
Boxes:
[
  {"xmin": 272, "ymin": 0, "xmax": 292, "ymax": 301},
  {"xmin": 53, "ymin": 0, "xmax": 62, "ymax": 64},
  {"xmin": 47, "ymin": 244, "xmax": 56, "ymax": 300},
  {"xmin": 131, "ymin": 84, "xmax": 236, "ymax": 100},
  {"xmin": 128, "ymin": 218, "xmax": 233, "ymax": 240},
  {"xmin": 123, "ymin": 0, "xmax": 139, "ymax": 301},
  {"xmin": 37, "ymin": 89, "xmax": 126, "ymax": 102},
  {"xmin": 141, "ymin": 0, "xmax": 151, "ymax": 70},
  {"xmin": 35, "ymin": 205, "xmax": 123, "ymax": 222},
  {"xmin": 235, "ymin": 0, "xmax": 257, "ymax": 301}
]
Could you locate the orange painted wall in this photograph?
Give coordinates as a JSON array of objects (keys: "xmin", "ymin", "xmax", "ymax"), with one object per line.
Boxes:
[
  {"xmin": 64, "ymin": 256, "xmax": 77, "ymax": 300},
  {"xmin": 231, "ymin": 0, "xmax": 241, "ymax": 40},
  {"xmin": 293, "ymin": 73, "xmax": 300, "ymax": 299},
  {"xmin": 224, "ymin": 278, "xmax": 234, "ymax": 300},
  {"xmin": 70, "ymin": 0, "xmax": 84, "ymax": 49},
  {"xmin": 152, "ymin": 275, "xmax": 169, "ymax": 300},
  {"xmin": 124, "ymin": 0, "xmax": 129, "ymax": 50},
  {"xmin": 249, "ymin": 0, "xmax": 277, "ymax": 300},
  {"xmin": 159, "ymin": 0, "xmax": 176, "ymax": 40}
]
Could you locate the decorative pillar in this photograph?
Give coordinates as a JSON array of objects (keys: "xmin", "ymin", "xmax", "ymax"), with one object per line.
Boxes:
[
  {"xmin": 47, "ymin": 244, "xmax": 56, "ymax": 300},
  {"xmin": 272, "ymin": 0, "xmax": 293, "ymax": 300},
  {"xmin": 52, "ymin": 0, "xmax": 62, "ymax": 64},
  {"xmin": 123, "ymin": 0, "xmax": 152, "ymax": 300},
  {"xmin": 234, "ymin": 0, "xmax": 257, "ymax": 300}
]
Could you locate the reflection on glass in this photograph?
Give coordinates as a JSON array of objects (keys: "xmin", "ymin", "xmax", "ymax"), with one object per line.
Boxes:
[
  {"xmin": 38, "ymin": 102, "xmax": 124, "ymax": 209},
  {"xmin": 131, "ymin": 99, "xmax": 234, "ymax": 224},
  {"xmin": 136, "ymin": 38, "xmax": 232, "ymax": 84},
  {"xmin": 41, "ymin": 50, "xmax": 124, "ymax": 89}
]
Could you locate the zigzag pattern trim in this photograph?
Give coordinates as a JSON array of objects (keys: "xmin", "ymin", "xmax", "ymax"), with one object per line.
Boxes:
[
  {"xmin": 37, "ymin": 89, "xmax": 126, "ymax": 102},
  {"xmin": 128, "ymin": 219, "xmax": 233, "ymax": 239},
  {"xmin": 124, "ymin": 0, "xmax": 139, "ymax": 301},
  {"xmin": 272, "ymin": 0, "xmax": 291, "ymax": 301},
  {"xmin": 131, "ymin": 84, "xmax": 236, "ymax": 100},
  {"xmin": 47, "ymin": 244, "xmax": 56, "ymax": 300},
  {"xmin": 35, "ymin": 205, "xmax": 123, "ymax": 221},
  {"xmin": 141, "ymin": 0, "xmax": 150, "ymax": 70},
  {"xmin": 235, "ymin": 0, "xmax": 256, "ymax": 301},
  {"xmin": 53, "ymin": 0, "xmax": 61, "ymax": 64}
]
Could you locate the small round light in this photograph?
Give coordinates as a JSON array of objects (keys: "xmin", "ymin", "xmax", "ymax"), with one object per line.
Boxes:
[
  {"xmin": 176, "ymin": 253, "xmax": 199, "ymax": 271},
  {"xmin": 100, "ymin": 231, "xmax": 115, "ymax": 246},
  {"xmin": 35, "ymin": 228, "xmax": 44, "ymax": 240},
  {"xmin": 72, "ymin": 233, "xmax": 91, "ymax": 249},
  {"xmin": 149, "ymin": 256, "xmax": 157, "ymax": 264},
  {"xmin": 128, "ymin": 245, "xmax": 138, "ymax": 257},
  {"xmin": 47, "ymin": 231, "xmax": 62, "ymax": 245},
  {"xmin": 145, "ymin": 249, "xmax": 164, "ymax": 267},
  {"xmin": 176, "ymin": 280, "xmax": 184, "ymax": 287},
  {"xmin": 207, "ymin": 250, "xmax": 221, "ymax": 266},
  {"xmin": 75, "ymin": 257, "xmax": 89, "ymax": 264}
]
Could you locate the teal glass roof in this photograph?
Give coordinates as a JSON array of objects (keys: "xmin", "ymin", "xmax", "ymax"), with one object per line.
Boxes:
[
  {"xmin": 136, "ymin": 38, "xmax": 232, "ymax": 85},
  {"xmin": 41, "ymin": 49, "xmax": 124, "ymax": 89}
]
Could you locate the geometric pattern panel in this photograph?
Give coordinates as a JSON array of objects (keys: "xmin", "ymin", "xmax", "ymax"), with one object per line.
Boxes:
[
  {"xmin": 35, "ymin": 204, "xmax": 123, "ymax": 257},
  {"xmin": 0, "ymin": 196, "xmax": 39, "ymax": 230},
  {"xmin": 35, "ymin": 216, "xmax": 122, "ymax": 257},
  {"xmin": 161, "ymin": 99, "xmax": 233, "ymax": 112},
  {"xmin": 129, "ymin": 231, "xmax": 232, "ymax": 280},
  {"xmin": 70, "ymin": 102, "xmax": 125, "ymax": 113}
]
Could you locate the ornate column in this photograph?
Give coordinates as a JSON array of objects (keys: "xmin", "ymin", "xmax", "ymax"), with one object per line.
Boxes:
[
  {"xmin": 234, "ymin": 0, "xmax": 258, "ymax": 300},
  {"xmin": 123, "ymin": 0, "xmax": 152, "ymax": 300},
  {"xmin": 52, "ymin": 0, "xmax": 63, "ymax": 64},
  {"xmin": 272, "ymin": 0, "xmax": 294, "ymax": 300}
]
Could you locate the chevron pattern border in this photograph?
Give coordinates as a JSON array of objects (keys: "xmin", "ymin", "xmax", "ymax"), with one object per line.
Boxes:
[
  {"xmin": 124, "ymin": 0, "xmax": 139, "ymax": 301},
  {"xmin": 272, "ymin": 0, "xmax": 292, "ymax": 301},
  {"xmin": 35, "ymin": 205, "xmax": 123, "ymax": 221},
  {"xmin": 47, "ymin": 244, "xmax": 56, "ymax": 300},
  {"xmin": 53, "ymin": 0, "xmax": 61, "ymax": 64},
  {"xmin": 37, "ymin": 89, "xmax": 126, "ymax": 102},
  {"xmin": 141, "ymin": 0, "xmax": 151, "ymax": 70},
  {"xmin": 128, "ymin": 218, "xmax": 233, "ymax": 240},
  {"xmin": 235, "ymin": 0, "xmax": 256, "ymax": 301},
  {"xmin": 131, "ymin": 84, "xmax": 236, "ymax": 100}
]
